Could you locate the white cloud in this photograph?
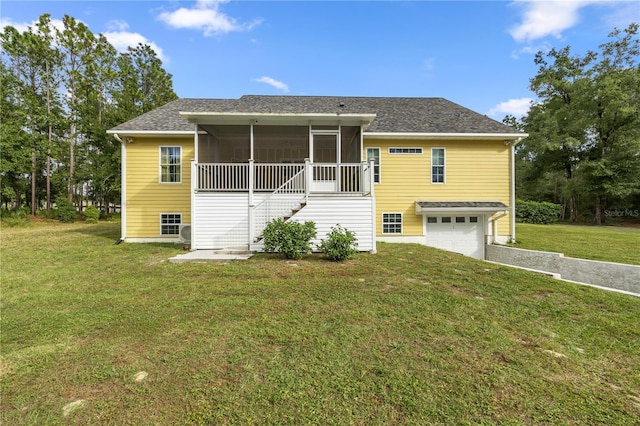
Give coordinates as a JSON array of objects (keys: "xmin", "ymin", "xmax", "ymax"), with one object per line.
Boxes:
[
  {"xmin": 509, "ymin": 0, "xmax": 640, "ymax": 43},
  {"xmin": 1, "ymin": 17, "xmax": 65, "ymax": 35},
  {"xmin": 509, "ymin": 0, "xmax": 591, "ymax": 42},
  {"xmin": 157, "ymin": 0, "xmax": 262, "ymax": 36},
  {"xmin": 106, "ymin": 20, "xmax": 129, "ymax": 32},
  {"xmin": 253, "ymin": 76, "xmax": 289, "ymax": 92},
  {"xmin": 1, "ymin": 17, "xmax": 31, "ymax": 33},
  {"xmin": 487, "ymin": 97, "xmax": 534, "ymax": 119},
  {"xmin": 103, "ymin": 23, "xmax": 168, "ymax": 64},
  {"xmin": 1, "ymin": 17, "xmax": 166, "ymax": 63}
]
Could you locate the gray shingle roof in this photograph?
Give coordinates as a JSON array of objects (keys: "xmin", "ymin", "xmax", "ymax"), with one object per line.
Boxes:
[{"xmin": 109, "ymin": 95, "xmax": 520, "ymax": 134}]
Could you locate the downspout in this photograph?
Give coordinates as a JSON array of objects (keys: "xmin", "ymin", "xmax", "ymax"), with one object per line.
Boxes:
[
  {"xmin": 192, "ymin": 124, "xmax": 198, "ymax": 250},
  {"xmin": 113, "ymin": 133, "xmax": 126, "ymax": 243},
  {"xmin": 510, "ymin": 139, "xmax": 520, "ymax": 243},
  {"xmin": 492, "ymin": 210, "xmax": 509, "ymax": 244}
]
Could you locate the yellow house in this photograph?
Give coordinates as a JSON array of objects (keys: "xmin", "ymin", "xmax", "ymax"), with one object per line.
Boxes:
[{"xmin": 108, "ymin": 96, "xmax": 526, "ymax": 259}]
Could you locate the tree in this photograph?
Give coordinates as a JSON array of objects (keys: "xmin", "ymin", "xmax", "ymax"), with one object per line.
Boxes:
[
  {"xmin": 56, "ymin": 15, "xmax": 97, "ymax": 203},
  {"xmin": 518, "ymin": 23, "xmax": 640, "ymax": 223},
  {"xmin": 1, "ymin": 13, "xmax": 178, "ymax": 215},
  {"xmin": 114, "ymin": 43, "xmax": 178, "ymax": 119},
  {"xmin": 0, "ymin": 60, "xmax": 30, "ymax": 209},
  {"xmin": 1, "ymin": 21, "xmax": 57, "ymax": 214}
]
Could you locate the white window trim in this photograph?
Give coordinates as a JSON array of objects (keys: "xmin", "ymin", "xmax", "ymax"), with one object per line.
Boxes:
[
  {"xmin": 366, "ymin": 147, "xmax": 381, "ymax": 184},
  {"xmin": 159, "ymin": 146, "xmax": 182, "ymax": 184},
  {"xmin": 160, "ymin": 212, "xmax": 182, "ymax": 236},
  {"xmin": 382, "ymin": 212, "xmax": 403, "ymax": 234},
  {"xmin": 431, "ymin": 147, "xmax": 445, "ymax": 184},
  {"xmin": 388, "ymin": 147, "xmax": 423, "ymax": 154}
]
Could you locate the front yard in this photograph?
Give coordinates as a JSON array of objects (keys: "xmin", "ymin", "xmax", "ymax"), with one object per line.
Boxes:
[
  {"xmin": 1, "ymin": 222, "xmax": 639, "ymax": 424},
  {"xmin": 513, "ymin": 223, "xmax": 640, "ymax": 265}
]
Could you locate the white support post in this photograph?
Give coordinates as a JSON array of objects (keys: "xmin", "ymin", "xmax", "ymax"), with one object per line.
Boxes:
[
  {"xmin": 369, "ymin": 159, "xmax": 375, "ymax": 198},
  {"xmin": 248, "ymin": 159, "xmax": 255, "ymax": 246},
  {"xmin": 304, "ymin": 158, "xmax": 311, "ymax": 203},
  {"xmin": 369, "ymin": 159, "xmax": 376, "ymax": 253},
  {"xmin": 191, "ymin": 159, "xmax": 197, "ymax": 250},
  {"xmin": 250, "ymin": 123, "xmax": 254, "ymax": 160},
  {"xmin": 194, "ymin": 123, "xmax": 199, "ymax": 163}
]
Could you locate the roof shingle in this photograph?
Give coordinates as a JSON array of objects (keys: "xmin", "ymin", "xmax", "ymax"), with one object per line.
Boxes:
[{"xmin": 109, "ymin": 95, "xmax": 520, "ymax": 134}]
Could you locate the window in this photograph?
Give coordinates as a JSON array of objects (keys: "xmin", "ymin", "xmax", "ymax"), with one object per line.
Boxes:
[
  {"xmin": 389, "ymin": 147, "xmax": 423, "ymax": 154},
  {"xmin": 441, "ymin": 217, "xmax": 451, "ymax": 223},
  {"xmin": 431, "ymin": 148, "xmax": 445, "ymax": 183},
  {"xmin": 469, "ymin": 216, "xmax": 478, "ymax": 223},
  {"xmin": 382, "ymin": 213, "xmax": 402, "ymax": 234},
  {"xmin": 160, "ymin": 146, "xmax": 181, "ymax": 183},
  {"xmin": 161, "ymin": 213, "xmax": 181, "ymax": 235},
  {"xmin": 456, "ymin": 217, "xmax": 465, "ymax": 223},
  {"xmin": 427, "ymin": 217, "xmax": 437, "ymax": 224},
  {"xmin": 366, "ymin": 147, "xmax": 380, "ymax": 183}
]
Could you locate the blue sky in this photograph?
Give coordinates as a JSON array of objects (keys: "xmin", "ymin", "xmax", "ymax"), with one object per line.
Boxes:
[{"xmin": 2, "ymin": 1, "xmax": 639, "ymax": 120}]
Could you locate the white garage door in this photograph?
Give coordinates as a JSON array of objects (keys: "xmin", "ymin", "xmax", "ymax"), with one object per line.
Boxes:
[{"xmin": 425, "ymin": 215, "xmax": 484, "ymax": 259}]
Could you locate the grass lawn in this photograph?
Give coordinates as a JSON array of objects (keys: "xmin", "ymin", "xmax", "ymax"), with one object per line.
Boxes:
[
  {"xmin": 513, "ymin": 223, "xmax": 640, "ymax": 265},
  {"xmin": 2, "ymin": 222, "xmax": 639, "ymax": 424}
]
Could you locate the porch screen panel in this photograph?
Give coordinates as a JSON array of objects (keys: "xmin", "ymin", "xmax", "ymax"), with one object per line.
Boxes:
[
  {"xmin": 253, "ymin": 125, "xmax": 308, "ymax": 163},
  {"xmin": 200, "ymin": 125, "xmax": 250, "ymax": 163},
  {"xmin": 341, "ymin": 126, "xmax": 361, "ymax": 163}
]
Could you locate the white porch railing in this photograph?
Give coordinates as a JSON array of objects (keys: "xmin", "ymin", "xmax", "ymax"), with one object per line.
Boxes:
[
  {"xmin": 197, "ymin": 163, "xmax": 248, "ymax": 191},
  {"xmin": 195, "ymin": 161, "xmax": 372, "ymax": 195},
  {"xmin": 251, "ymin": 165, "xmax": 307, "ymax": 242},
  {"xmin": 193, "ymin": 160, "xmax": 374, "ymax": 246}
]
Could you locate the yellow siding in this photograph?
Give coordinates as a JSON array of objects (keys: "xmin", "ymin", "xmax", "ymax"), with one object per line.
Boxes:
[
  {"xmin": 125, "ymin": 137, "xmax": 194, "ymax": 238},
  {"xmin": 364, "ymin": 139, "xmax": 512, "ymax": 236}
]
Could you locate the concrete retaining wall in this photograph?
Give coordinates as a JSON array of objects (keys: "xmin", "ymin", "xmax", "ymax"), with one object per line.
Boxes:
[{"xmin": 485, "ymin": 245, "xmax": 640, "ymax": 295}]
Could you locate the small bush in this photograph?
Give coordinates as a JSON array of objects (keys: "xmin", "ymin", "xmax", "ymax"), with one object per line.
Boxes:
[
  {"xmin": 1, "ymin": 207, "xmax": 29, "ymax": 219},
  {"xmin": 262, "ymin": 219, "xmax": 316, "ymax": 260},
  {"xmin": 516, "ymin": 199, "xmax": 562, "ymax": 224},
  {"xmin": 55, "ymin": 197, "xmax": 77, "ymax": 223},
  {"xmin": 318, "ymin": 225, "xmax": 358, "ymax": 261},
  {"xmin": 2, "ymin": 216, "xmax": 31, "ymax": 227},
  {"xmin": 37, "ymin": 208, "xmax": 58, "ymax": 219},
  {"xmin": 84, "ymin": 205, "xmax": 100, "ymax": 223}
]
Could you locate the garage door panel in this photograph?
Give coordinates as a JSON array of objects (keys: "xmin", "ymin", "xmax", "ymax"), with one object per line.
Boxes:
[{"xmin": 425, "ymin": 216, "xmax": 483, "ymax": 259}]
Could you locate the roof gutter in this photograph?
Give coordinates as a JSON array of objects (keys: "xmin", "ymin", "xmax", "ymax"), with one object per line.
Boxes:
[
  {"xmin": 106, "ymin": 130, "xmax": 205, "ymax": 138},
  {"xmin": 179, "ymin": 111, "xmax": 377, "ymax": 127},
  {"xmin": 365, "ymin": 132, "xmax": 528, "ymax": 141}
]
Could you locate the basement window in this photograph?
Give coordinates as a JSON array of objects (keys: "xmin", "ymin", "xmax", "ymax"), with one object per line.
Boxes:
[
  {"xmin": 382, "ymin": 213, "xmax": 402, "ymax": 234},
  {"xmin": 160, "ymin": 213, "xmax": 181, "ymax": 235}
]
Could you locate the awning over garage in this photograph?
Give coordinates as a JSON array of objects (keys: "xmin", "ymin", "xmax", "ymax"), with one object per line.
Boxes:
[{"xmin": 415, "ymin": 201, "xmax": 508, "ymax": 215}]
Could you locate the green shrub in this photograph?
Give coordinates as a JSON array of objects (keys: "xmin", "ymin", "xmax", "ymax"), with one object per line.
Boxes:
[
  {"xmin": 1, "ymin": 215, "xmax": 31, "ymax": 227},
  {"xmin": 84, "ymin": 205, "xmax": 100, "ymax": 223},
  {"xmin": 516, "ymin": 199, "xmax": 562, "ymax": 224},
  {"xmin": 262, "ymin": 219, "xmax": 317, "ymax": 260},
  {"xmin": 318, "ymin": 225, "xmax": 358, "ymax": 261},
  {"xmin": 36, "ymin": 208, "xmax": 58, "ymax": 219},
  {"xmin": 55, "ymin": 197, "xmax": 77, "ymax": 223},
  {"xmin": 1, "ymin": 207, "xmax": 29, "ymax": 219}
]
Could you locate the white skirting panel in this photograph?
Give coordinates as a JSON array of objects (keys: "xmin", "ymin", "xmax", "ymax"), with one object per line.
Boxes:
[
  {"xmin": 193, "ymin": 193, "xmax": 249, "ymax": 249},
  {"xmin": 292, "ymin": 196, "xmax": 374, "ymax": 252},
  {"xmin": 193, "ymin": 193, "xmax": 374, "ymax": 251}
]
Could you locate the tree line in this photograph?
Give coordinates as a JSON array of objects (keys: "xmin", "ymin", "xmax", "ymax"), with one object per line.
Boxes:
[
  {"xmin": 1, "ymin": 14, "xmax": 177, "ymax": 215},
  {"xmin": 508, "ymin": 23, "xmax": 640, "ymax": 225}
]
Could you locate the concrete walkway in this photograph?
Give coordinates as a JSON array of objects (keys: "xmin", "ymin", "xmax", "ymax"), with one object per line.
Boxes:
[{"xmin": 169, "ymin": 250, "xmax": 254, "ymax": 263}]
